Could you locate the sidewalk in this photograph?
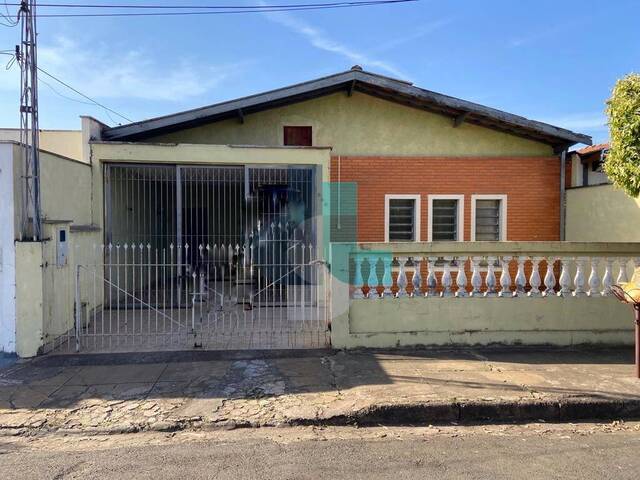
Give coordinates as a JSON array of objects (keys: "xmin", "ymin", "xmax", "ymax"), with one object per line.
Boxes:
[{"xmin": 1, "ymin": 347, "xmax": 640, "ymax": 435}]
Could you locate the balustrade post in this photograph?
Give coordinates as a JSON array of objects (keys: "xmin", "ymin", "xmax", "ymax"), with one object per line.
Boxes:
[
  {"xmin": 557, "ymin": 257, "xmax": 572, "ymax": 297},
  {"xmin": 411, "ymin": 257, "xmax": 423, "ymax": 297},
  {"xmin": 381, "ymin": 255, "xmax": 393, "ymax": 298},
  {"xmin": 368, "ymin": 255, "xmax": 380, "ymax": 299},
  {"xmin": 602, "ymin": 258, "xmax": 614, "ymax": 297},
  {"xmin": 617, "ymin": 258, "xmax": 629, "ymax": 285},
  {"xmin": 455, "ymin": 256, "xmax": 468, "ymax": 297},
  {"xmin": 527, "ymin": 257, "xmax": 541, "ymax": 297},
  {"xmin": 426, "ymin": 257, "xmax": 437, "ymax": 298},
  {"xmin": 573, "ymin": 257, "xmax": 587, "ymax": 297},
  {"xmin": 543, "ymin": 257, "xmax": 557, "ymax": 297},
  {"xmin": 484, "ymin": 256, "xmax": 497, "ymax": 297},
  {"xmin": 498, "ymin": 256, "xmax": 512, "ymax": 298},
  {"xmin": 441, "ymin": 257, "xmax": 453, "ymax": 297},
  {"xmin": 514, "ymin": 257, "xmax": 527, "ymax": 297},
  {"xmin": 396, "ymin": 256, "xmax": 408, "ymax": 298},
  {"xmin": 588, "ymin": 258, "xmax": 601, "ymax": 297},
  {"xmin": 352, "ymin": 254, "xmax": 365, "ymax": 299},
  {"xmin": 470, "ymin": 256, "xmax": 483, "ymax": 297}
]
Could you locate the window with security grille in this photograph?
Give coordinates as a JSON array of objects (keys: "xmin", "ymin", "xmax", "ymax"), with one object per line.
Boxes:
[
  {"xmin": 431, "ymin": 199, "xmax": 459, "ymax": 241},
  {"xmin": 474, "ymin": 199, "xmax": 501, "ymax": 241},
  {"xmin": 388, "ymin": 198, "xmax": 417, "ymax": 241}
]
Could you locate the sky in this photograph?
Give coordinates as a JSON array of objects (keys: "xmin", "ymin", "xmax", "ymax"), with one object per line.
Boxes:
[{"xmin": 1, "ymin": 0, "xmax": 639, "ymax": 145}]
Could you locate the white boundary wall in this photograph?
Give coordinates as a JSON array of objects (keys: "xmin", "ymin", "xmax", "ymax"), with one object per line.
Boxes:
[{"xmin": 0, "ymin": 144, "xmax": 16, "ymax": 353}]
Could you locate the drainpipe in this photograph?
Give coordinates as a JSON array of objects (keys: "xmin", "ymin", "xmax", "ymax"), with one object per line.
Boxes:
[{"xmin": 559, "ymin": 149, "xmax": 567, "ymax": 241}]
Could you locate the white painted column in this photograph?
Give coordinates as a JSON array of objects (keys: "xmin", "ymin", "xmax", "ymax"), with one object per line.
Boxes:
[{"xmin": 0, "ymin": 144, "xmax": 17, "ymax": 354}]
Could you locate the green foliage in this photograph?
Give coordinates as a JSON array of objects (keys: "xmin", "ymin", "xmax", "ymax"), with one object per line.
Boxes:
[{"xmin": 604, "ymin": 73, "xmax": 640, "ymax": 197}]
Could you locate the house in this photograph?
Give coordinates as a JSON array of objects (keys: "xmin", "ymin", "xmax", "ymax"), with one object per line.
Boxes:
[
  {"xmin": 3, "ymin": 66, "xmax": 639, "ymax": 357},
  {"xmin": 565, "ymin": 143, "xmax": 640, "ymax": 242}
]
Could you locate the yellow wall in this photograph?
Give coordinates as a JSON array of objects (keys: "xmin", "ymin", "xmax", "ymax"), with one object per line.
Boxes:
[
  {"xmin": 148, "ymin": 92, "xmax": 554, "ymax": 157},
  {"xmin": 15, "ymin": 241, "xmax": 44, "ymax": 357},
  {"xmin": 0, "ymin": 129, "xmax": 83, "ymax": 162},
  {"xmin": 39, "ymin": 151, "xmax": 93, "ymax": 225},
  {"xmin": 566, "ymin": 185, "xmax": 640, "ymax": 241}
]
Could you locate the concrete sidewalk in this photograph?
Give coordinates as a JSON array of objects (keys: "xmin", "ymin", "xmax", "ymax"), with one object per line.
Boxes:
[{"xmin": 1, "ymin": 348, "xmax": 640, "ymax": 435}]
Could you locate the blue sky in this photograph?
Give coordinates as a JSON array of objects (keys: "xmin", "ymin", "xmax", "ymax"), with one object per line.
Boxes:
[{"xmin": 1, "ymin": 0, "xmax": 639, "ymax": 144}]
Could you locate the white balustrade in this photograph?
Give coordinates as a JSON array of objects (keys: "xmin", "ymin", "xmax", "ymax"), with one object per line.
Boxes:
[
  {"xmin": 455, "ymin": 256, "xmax": 468, "ymax": 297},
  {"xmin": 543, "ymin": 258, "xmax": 557, "ymax": 297},
  {"xmin": 485, "ymin": 256, "xmax": 497, "ymax": 297},
  {"xmin": 381, "ymin": 256, "xmax": 393, "ymax": 298},
  {"xmin": 498, "ymin": 256, "xmax": 512, "ymax": 298},
  {"xmin": 411, "ymin": 257, "xmax": 423, "ymax": 297},
  {"xmin": 514, "ymin": 257, "xmax": 527, "ymax": 297},
  {"xmin": 588, "ymin": 258, "xmax": 601, "ymax": 297},
  {"xmin": 441, "ymin": 257, "xmax": 453, "ymax": 297},
  {"xmin": 426, "ymin": 257, "xmax": 437, "ymax": 298},
  {"xmin": 396, "ymin": 256, "xmax": 408, "ymax": 298},
  {"xmin": 470, "ymin": 256, "xmax": 483, "ymax": 297},
  {"xmin": 617, "ymin": 258, "xmax": 629, "ymax": 284},
  {"xmin": 349, "ymin": 248, "xmax": 639, "ymax": 302},
  {"xmin": 573, "ymin": 258, "xmax": 587, "ymax": 297},
  {"xmin": 527, "ymin": 257, "xmax": 541, "ymax": 297},
  {"xmin": 602, "ymin": 258, "xmax": 613, "ymax": 296},
  {"xmin": 368, "ymin": 255, "xmax": 380, "ymax": 299}
]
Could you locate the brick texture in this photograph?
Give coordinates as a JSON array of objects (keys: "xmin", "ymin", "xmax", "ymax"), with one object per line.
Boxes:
[{"xmin": 330, "ymin": 155, "xmax": 561, "ymax": 242}]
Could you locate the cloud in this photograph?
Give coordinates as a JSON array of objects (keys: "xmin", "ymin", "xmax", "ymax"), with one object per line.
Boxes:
[
  {"xmin": 0, "ymin": 36, "xmax": 250, "ymax": 103},
  {"xmin": 372, "ymin": 18, "xmax": 452, "ymax": 53},
  {"xmin": 260, "ymin": 4, "xmax": 408, "ymax": 79},
  {"xmin": 509, "ymin": 24, "xmax": 566, "ymax": 48},
  {"xmin": 541, "ymin": 112, "xmax": 608, "ymax": 131}
]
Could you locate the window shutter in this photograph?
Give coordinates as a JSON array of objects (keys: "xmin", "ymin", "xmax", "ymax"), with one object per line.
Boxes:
[
  {"xmin": 431, "ymin": 199, "xmax": 458, "ymax": 241},
  {"xmin": 388, "ymin": 198, "xmax": 416, "ymax": 241},
  {"xmin": 283, "ymin": 126, "xmax": 312, "ymax": 146},
  {"xmin": 475, "ymin": 199, "xmax": 501, "ymax": 241}
]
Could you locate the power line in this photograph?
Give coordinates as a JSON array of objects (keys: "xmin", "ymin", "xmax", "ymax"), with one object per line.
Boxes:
[
  {"xmin": 5, "ymin": 1, "xmax": 413, "ymax": 9},
  {"xmin": 36, "ymin": 64, "xmax": 134, "ymax": 122},
  {"xmin": 3, "ymin": 1, "xmax": 416, "ymax": 18}
]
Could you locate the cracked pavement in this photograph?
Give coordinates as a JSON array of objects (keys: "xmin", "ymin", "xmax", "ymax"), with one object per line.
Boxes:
[{"xmin": 1, "ymin": 347, "xmax": 640, "ymax": 436}]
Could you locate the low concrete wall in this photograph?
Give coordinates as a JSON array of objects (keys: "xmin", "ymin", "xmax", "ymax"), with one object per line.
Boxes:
[
  {"xmin": 336, "ymin": 297, "xmax": 634, "ymax": 348},
  {"xmin": 329, "ymin": 241, "xmax": 639, "ymax": 349},
  {"xmin": 566, "ymin": 184, "xmax": 640, "ymax": 242},
  {"xmin": 15, "ymin": 242, "xmax": 43, "ymax": 357}
]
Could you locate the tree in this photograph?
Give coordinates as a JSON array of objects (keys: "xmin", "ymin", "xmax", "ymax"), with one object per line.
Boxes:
[{"xmin": 604, "ymin": 73, "xmax": 640, "ymax": 197}]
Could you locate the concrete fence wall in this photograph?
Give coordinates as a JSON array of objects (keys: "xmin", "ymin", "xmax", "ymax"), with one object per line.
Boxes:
[{"xmin": 329, "ymin": 242, "xmax": 640, "ymax": 349}]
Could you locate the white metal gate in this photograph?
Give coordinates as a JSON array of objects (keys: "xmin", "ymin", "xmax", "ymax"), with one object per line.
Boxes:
[{"xmin": 63, "ymin": 163, "xmax": 329, "ymax": 353}]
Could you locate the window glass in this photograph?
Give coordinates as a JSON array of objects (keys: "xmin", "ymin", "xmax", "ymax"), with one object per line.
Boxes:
[
  {"xmin": 388, "ymin": 198, "xmax": 416, "ymax": 241},
  {"xmin": 431, "ymin": 199, "xmax": 458, "ymax": 241},
  {"xmin": 475, "ymin": 199, "xmax": 501, "ymax": 241}
]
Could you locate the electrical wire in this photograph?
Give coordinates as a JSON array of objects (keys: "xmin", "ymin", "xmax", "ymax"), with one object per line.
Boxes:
[
  {"xmin": 36, "ymin": 65, "xmax": 134, "ymax": 122},
  {"xmin": 4, "ymin": 1, "xmax": 416, "ymax": 18},
  {"xmin": 2, "ymin": 50, "xmax": 128, "ymax": 123}
]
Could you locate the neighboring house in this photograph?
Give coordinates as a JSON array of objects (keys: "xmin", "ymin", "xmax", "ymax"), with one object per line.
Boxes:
[
  {"xmin": 565, "ymin": 142, "xmax": 640, "ymax": 242},
  {"xmin": 568, "ymin": 143, "xmax": 610, "ymax": 188},
  {"xmin": 9, "ymin": 66, "xmax": 640, "ymax": 358}
]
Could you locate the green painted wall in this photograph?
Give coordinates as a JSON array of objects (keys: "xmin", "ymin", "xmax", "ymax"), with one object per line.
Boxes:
[{"xmin": 149, "ymin": 92, "xmax": 554, "ymax": 157}]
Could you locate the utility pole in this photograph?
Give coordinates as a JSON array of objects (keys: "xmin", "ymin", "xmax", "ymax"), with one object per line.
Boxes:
[{"xmin": 17, "ymin": 0, "xmax": 42, "ymax": 241}]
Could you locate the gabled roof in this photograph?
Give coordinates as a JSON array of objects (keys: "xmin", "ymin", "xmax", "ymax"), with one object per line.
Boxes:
[
  {"xmin": 102, "ymin": 67, "xmax": 592, "ymax": 149},
  {"xmin": 576, "ymin": 142, "xmax": 609, "ymax": 155}
]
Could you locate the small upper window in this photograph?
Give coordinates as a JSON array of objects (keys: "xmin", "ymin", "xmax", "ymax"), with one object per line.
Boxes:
[{"xmin": 283, "ymin": 126, "xmax": 312, "ymax": 146}]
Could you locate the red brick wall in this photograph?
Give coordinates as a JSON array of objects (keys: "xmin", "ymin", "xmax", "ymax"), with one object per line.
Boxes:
[{"xmin": 330, "ymin": 156, "xmax": 561, "ymax": 242}]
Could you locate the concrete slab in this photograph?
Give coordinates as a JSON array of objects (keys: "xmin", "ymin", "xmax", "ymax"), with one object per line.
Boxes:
[{"xmin": 66, "ymin": 363, "xmax": 167, "ymax": 386}]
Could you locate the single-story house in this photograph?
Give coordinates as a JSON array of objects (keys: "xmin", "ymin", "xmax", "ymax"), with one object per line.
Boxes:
[{"xmin": 2, "ymin": 66, "xmax": 638, "ymax": 357}]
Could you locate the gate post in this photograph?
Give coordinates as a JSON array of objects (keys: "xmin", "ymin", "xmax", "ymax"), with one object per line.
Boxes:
[{"xmin": 74, "ymin": 264, "xmax": 81, "ymax": 352}]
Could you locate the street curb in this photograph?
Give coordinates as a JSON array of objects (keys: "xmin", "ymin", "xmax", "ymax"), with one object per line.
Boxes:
[
  {"xmin": 297, "ymin": 398, "xmax": 640, "ymax": 427},
  {"xmin": 3, "ymin": 398, "xmax": 640, "ymax": 437}
]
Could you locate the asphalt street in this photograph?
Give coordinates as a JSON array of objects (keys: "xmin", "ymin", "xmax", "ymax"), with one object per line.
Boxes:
[{"xmin": 1, "ymin": 423, "xmax": 639, "ymax": 479}]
